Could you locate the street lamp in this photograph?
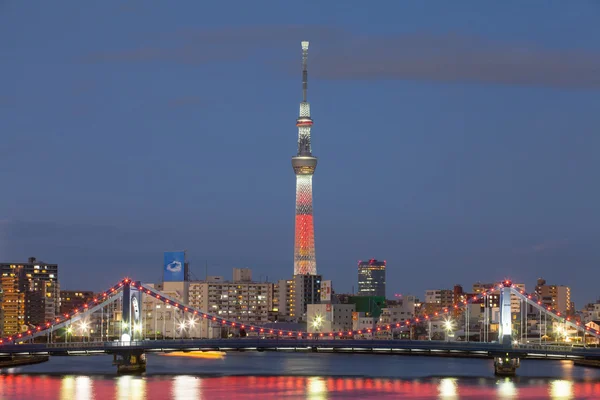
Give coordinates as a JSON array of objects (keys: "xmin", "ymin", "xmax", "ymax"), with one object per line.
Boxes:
[
  {"xmin": 444, "ymin": 318, "xmax": 454, "ymax": 342},
  {"xmin": 312, "ymin": 315, "xmax": 323, "ymax": 339},
  {"xmin": 66, "ymin": 326, "xmax": 72, "ymax": 343},
  {"xmin": 80, "ymin": 322, "xmax": 89, "ymax": 343}
]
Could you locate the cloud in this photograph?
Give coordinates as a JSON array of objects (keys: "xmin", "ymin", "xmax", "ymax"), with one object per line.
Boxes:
[{"xmin": 82, "ymin": 26, "xmax": 600, "ymax": 89}]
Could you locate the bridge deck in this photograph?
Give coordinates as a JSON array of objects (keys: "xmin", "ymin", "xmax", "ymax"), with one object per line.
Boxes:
[{"xmin": 1, "ymin": 339, "xmax": 599, "ymax": 360}]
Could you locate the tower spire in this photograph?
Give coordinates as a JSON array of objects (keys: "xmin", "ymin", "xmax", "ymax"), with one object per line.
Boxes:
[{"xmin": 301, "ymin": 41, "xmax": 309, "ymax": 102}]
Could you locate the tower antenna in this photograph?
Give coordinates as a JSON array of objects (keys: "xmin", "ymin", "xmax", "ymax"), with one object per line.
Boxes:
[{"xmin": 301, "ymin": 41, "xmax": 309, "ymax": 102}]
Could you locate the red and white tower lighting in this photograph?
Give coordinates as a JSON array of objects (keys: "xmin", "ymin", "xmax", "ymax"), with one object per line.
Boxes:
[{"xmin": 292, "ymin": 41, "xmax": 318, "ymax": 275}]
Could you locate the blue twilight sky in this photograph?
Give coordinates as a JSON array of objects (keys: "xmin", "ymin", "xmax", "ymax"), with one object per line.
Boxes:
[{"xmin": 1, "ymin": 1, "xmax": 600, "ymax": 306}]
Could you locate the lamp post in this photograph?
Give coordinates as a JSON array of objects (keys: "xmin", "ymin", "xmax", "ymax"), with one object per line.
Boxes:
[
  {"xmin": 312, "ymin": 315, "xmax": 323, "ymax": 340},
  {"xmin": 444, "ymin": 318, "xmax": 454, "ymax": 342}
]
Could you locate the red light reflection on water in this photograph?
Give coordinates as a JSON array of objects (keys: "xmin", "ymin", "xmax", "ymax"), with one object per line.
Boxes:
[{"xmin": 1, "ymin": 375, "xmax": 600, "ymax": 399}]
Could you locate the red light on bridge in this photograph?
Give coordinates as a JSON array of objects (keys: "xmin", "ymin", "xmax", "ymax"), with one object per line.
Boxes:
[
  {"xmin": 212, "ymin": 317, "xmax": 216, "ymax": 321},
  {"xmin": 358, "ymin": 330, "xmax": 362, "ymax": 334},
  {"xmin": 174, "ymin": 304, "xmax": 178, "ymax": 307},
  {"xmin": 241, "ymin": 325, "xmax": 245, "ymax": 329},
  {"xmin": 222, "ymin": 320, "xmax": 226, "ymax": 325},
  {"xmin": 27, "ymin": 331, "xmax": 31, "ymax": 335},
  {"xmin": 184, "ymin": 307, "xmax": 188, "ymax": 312},
  {"xmin": 165, "ymin": 300, "xmax": 170, "ymax": 304},
  {"xmin": 279, "ymin": 331, "xmax": 283, "ymax": 336},
  {"xmin": 289, "ymin": 332, "xmax": 293, "ymax": 336},
  {"xmin": 338, "ymin": 332, "xmax": 342, "ymax": 336},
  {"xmin": 250, "ymin": 327, "xmax": 254, "ymax": 331},
  {"xmin": 348, "ymin": 331, "xmax": 352, "ymax": 335}
]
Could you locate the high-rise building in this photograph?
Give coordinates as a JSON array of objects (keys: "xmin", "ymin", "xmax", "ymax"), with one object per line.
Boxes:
[
  {"xmin": 535, "ymin": 278, "xmax": 572, "ymax": 315},
  {"xmin": 1, "ymin": 275, "xmax": 25, "ymax": 335},
  {"xmin": 293, "ymin": 274, "xmax": 321, "ymax": 321},
  {"xmin": 357, "ymin": 259, "xmax": 386, "ymax": 297},
  {"xmin": 0, "ymin": 257, "xmax": 60, "ymax": 335},
  {"xmin": 292, "ymin": 41, "xmax": 318, "ymax": 276}
]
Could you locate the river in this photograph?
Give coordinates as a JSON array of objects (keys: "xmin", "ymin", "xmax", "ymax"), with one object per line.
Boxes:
[{"xmin": 1, "ymin": 352, "xmax": 600, "ymax": 399}]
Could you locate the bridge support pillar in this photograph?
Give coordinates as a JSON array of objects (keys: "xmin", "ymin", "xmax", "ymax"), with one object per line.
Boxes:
[
  {"xmin": 113, "ymin": 351, "xmax": 146, "ymax": 374},
  {"xmin": 493, "ymin": 354, "xmax": 520, "ymax": 376}
]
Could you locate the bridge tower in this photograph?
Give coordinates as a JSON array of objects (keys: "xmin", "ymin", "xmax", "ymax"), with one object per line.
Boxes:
[
  {"xmin": 113, "ymin": 281, "xmax": 146, "ymax": 373},
  {"xmin": 494, "ymin": 281, "xmax": 520, "ymax": 376},
  {"xmin": 499, "ymin": 281, "xmax": 512, "ymax": 345}
]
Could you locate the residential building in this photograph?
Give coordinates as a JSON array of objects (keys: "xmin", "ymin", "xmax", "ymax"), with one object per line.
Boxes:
[
  {"xmin": 189, "ymin": 277, "xmax": 275, "ymax": 326},
  {"xmin": 292, "ymin": 274, "xmax": 321, "ymax": 321},
  {"xmin": 306, "ymin": 303, "xmax": 355, "ymax": 333},
  {"xmin": 357, "ymin": 259, "xmax": 386, "ymax": 297},
  {"xmin": 380, "ymin": 295, "xmax": 416, "ymax": 325},
  {"xmin": 424, "ymin": 289, "xmax": 441, "ymax": 305},
  {"xmin": 424, "ymin": 289, "xmax": 453, "ymax": 310},
  {"xmin": 1, "ymin": 275, "xmax": 25, "ymax": 335},
  {"xmin": 233, "ymin": 268, "xmax": 252, "ymax": 283},
  {"xmin": 60, "ymin": 290, "xmax": 95, "ymax": 315},
  {"xmin": 535, "ymin": 278, "xmax": 572, "ymax": 315},
  {"xmin": 0, "ymin": 257, "xmax": 60, "ymax": 335},
  {"xmin": 276, "ymin": 279, "xmax": 294, "ymax": 320}
]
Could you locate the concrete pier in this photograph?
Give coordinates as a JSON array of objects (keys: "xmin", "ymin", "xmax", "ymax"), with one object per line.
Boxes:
[
  {"xmin": 494, "ymin": 355, "xmax": 520, "ymax": 376},
  {"xmin": 113, "ymin": 351, "xmax": 146, "ymax": 374}
]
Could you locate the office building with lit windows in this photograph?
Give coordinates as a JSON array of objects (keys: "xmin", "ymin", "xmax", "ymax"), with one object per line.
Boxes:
[
  {"xmin": 0, "ymin": 257, "xmax": 60, "ymax": 335},
  {"xmin": 358, "ymin": 259, "xmax": 386, "ymax": 298}
]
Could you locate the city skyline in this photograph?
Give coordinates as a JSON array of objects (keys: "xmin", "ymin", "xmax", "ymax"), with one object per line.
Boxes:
[{"xmin": 2, "ymin": 2, "xmax": 600, "ymax": 307}]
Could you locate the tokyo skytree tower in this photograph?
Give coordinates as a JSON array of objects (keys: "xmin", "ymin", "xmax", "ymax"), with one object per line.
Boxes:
[{"xmin": 292, "ymin": 41, "xmax": 318, "ymax": 276}]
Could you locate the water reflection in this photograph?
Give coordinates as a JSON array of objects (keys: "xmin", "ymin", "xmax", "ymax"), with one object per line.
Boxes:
[
  {"xmin": 172, "ymin": 376, "xmax": 200, "ymax": 400},
  {"xmin": 117, "ymin": 375, "xmax": 146, "ymax": 400},
  {"xmin": 438, "ymin": 378, "xmax": 458, "ymax": 399},
  {"xmin": 1, "ymin": 375, "xmax": 599, "ymax": 399},
  {"xmin": 307, "ymin": 377, "xmax": 327, "ymax": 399},
  {"xmin": 497, "ymin": 378, "xmax": 516, "ymax": 398},
  {"xmin": 550, "ymin": 380, "xmax": 574, "ymax": 399}
]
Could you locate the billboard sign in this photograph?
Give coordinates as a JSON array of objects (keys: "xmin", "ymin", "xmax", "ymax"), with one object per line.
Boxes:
[
  {"xmin": 164, "ymin": 251, "xmax": 185, "ymax": 282},
  {"xmin": 320, "ymin": 280, "xmax": 332, "ymax": 302}
]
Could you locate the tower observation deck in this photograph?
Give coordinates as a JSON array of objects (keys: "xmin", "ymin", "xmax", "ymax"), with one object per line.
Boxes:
[{"xmin": 292, "ymin": 41, "xmax": 317, "ymax": 276}]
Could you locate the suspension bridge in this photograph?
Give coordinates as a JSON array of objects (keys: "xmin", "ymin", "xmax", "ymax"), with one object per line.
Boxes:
[{"xmin": 1, "ymin": 279, "xmax": 600, "ymax": 375}]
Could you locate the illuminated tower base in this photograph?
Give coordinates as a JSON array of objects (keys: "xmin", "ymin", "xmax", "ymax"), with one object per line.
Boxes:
[{"xmin": 293, "ymin": 156, "xmax": 317, "ymax": 275}]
